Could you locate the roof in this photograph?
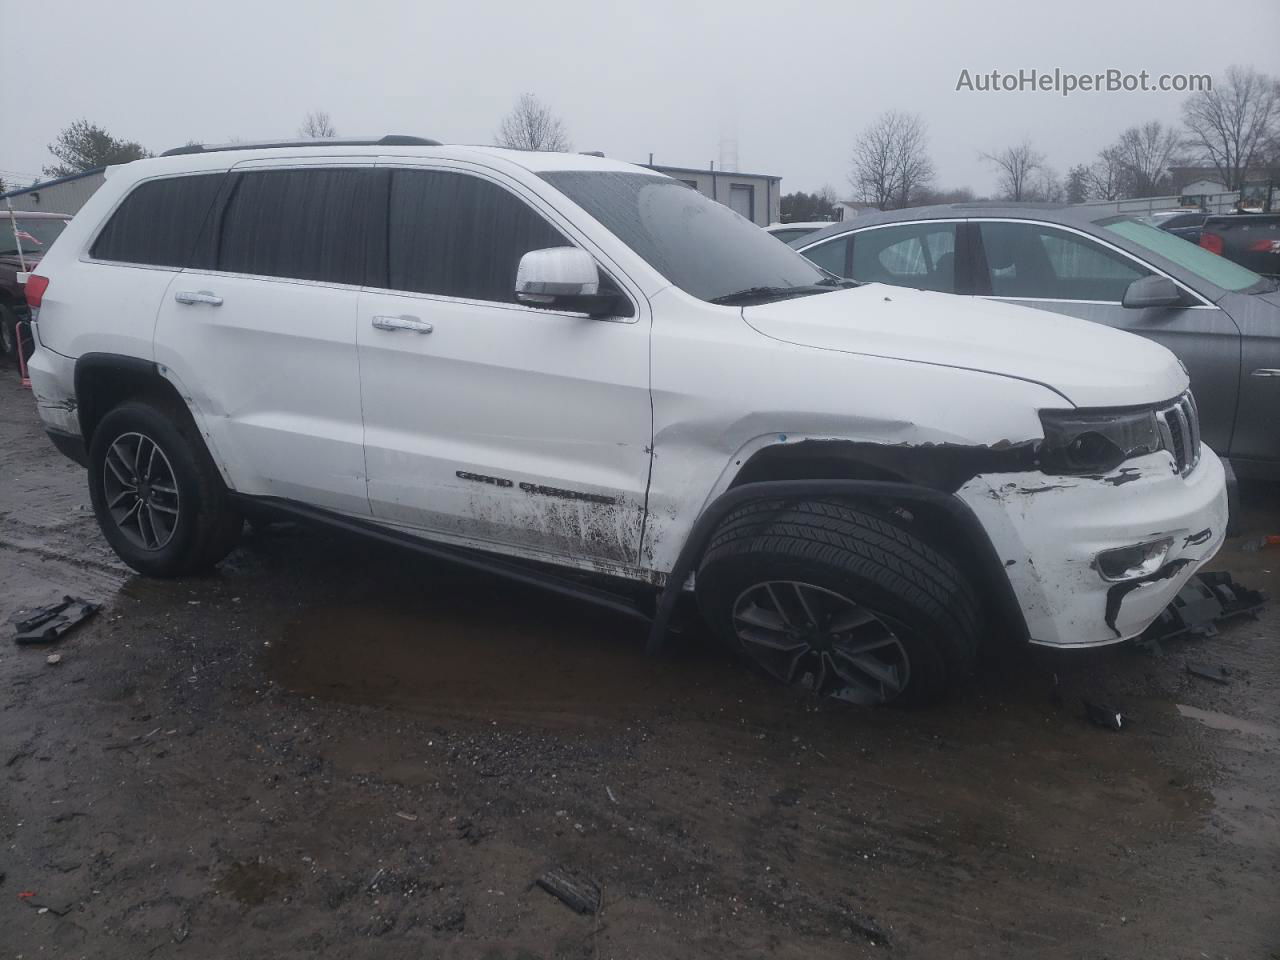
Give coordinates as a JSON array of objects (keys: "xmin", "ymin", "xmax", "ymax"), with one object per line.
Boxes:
[
  {"xmin": 796, "ymin": 201, "xmax": 1112, "ymax": 247},
  {"xmin": 0, "ymin": 166, "xmax": 106, "ymax": 200},
  {"xmin": 641, "ymin": 163, "xmax": 782, "ymax": 182},
  {"xmin": 75, "ymin": 145, "xmax": 651, "ymax": 183}
]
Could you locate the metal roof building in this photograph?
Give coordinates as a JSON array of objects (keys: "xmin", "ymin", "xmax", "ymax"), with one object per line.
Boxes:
[
  {"xmin": 0, "ymin": 168, "xmax": 107, "ymax": 215},
  {"xmin": 641, "ymin": 162, "xmax": 781, "ymax": 227}
]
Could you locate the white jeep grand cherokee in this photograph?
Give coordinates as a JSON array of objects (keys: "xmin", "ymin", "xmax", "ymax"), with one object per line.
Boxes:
[{"xmin": 23, "ymin": 137, "xmax": 1227, "ymax": 704}]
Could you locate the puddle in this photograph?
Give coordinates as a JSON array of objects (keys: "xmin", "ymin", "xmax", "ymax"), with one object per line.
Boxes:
[
  {"xmin": 264, "ymin": 592, "xmax": 755, "ymax": 726},
  {"xmin": 1176, "ymin": 703, "xmax": 1280, "ymax": 741}
]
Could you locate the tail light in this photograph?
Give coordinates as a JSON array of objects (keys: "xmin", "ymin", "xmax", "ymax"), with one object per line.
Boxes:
[
  {"xmin": 1199, "ymin": 233, "xmax": 1224, "ymax": 256},
  {"xmin": 24, "ymin": 273, "xmax": 50, "ymax": 308},
  {"xmin": 1247, "ymin": 238, "xmax": 1280, "ymax": 254}
]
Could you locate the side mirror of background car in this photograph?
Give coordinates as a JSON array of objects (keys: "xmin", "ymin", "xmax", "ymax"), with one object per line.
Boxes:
[
  {"xmin": 515, "ymin": 247, "xmax": 630, "ymax": 318},
  {"xmin": 1122, "ymin": 275, "xmax": 1183, "ymax": 310}
]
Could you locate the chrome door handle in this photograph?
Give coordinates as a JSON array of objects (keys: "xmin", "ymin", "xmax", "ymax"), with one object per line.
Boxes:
[
  {"xmin": 174, "ymin": 290, "xmax": 223, "ymax": 306},
  {"xmin": 372, "ymin": 315, "xmax": 433, "ymax": 334},
  {"xmin": 1251, "ymin": 368, "xmax": 1280, "ymax": 377}
]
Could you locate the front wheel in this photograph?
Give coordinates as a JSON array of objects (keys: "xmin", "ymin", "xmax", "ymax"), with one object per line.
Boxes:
[
  {"xmin": 88, "ymin": 399, "xmax": 243, "ymax": 577},
  {"xmin": 696, "ymin": 499, "xmax": 982, "ymax": 705}
]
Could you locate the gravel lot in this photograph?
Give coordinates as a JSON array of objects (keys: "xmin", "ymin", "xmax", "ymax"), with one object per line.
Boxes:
[{"xmin": 2, "ymin": 371, "xmax": 1277, "ymax": 959}]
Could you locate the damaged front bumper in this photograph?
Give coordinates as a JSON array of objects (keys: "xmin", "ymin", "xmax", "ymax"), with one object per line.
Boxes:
[{"xmin": 957, "ymin": 448, "xmax": 1228, "ymax": 648}]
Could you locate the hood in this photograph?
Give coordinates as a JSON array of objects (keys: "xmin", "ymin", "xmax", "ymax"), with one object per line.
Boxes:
[{"xmin": 742, "ymin": 284, "xmax": 1188, "ymax": 408}]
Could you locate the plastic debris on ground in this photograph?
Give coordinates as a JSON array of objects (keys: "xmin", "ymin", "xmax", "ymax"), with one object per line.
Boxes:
[
  {"xmin": 12, "ymin": 596, "xmax": 100, "ymax": 645},
  {"xmin": 1134, "ymin": 572, "xmax": 1266, "ymax": 654},
  {"xmin": 535, "ymin": 867, "xmax": 601, "ymax": 915},
  {"xmin": 1083, "ymin": 699, "xmax": 1126, "ymax": 731}
]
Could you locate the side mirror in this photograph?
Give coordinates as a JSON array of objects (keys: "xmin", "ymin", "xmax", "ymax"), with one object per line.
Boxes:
[
  {"xmin": 515, "ymin": 247, "xmax": 630, "ymax": 318},
  {"xmin": 1122, "ymin": 275, "xmax": 1182, "ymax": 310}
]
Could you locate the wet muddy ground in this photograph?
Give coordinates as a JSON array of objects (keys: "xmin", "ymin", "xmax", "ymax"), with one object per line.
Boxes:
[{"xmin": 1, "ymin": 373, "xmax": 1277, "ymax": 958}]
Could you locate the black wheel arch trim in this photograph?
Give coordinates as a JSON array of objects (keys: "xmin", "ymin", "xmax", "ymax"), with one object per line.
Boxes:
[
  {"xmin": 646, "ymin": 479, "xmax": 1028, "ymax": 655},
  {"xmin": 73, "ymin": 352, "xmax": 167, "ymax": 441}
]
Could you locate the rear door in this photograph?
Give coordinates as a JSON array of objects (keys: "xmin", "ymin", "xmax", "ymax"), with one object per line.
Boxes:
[
  {"xmin": 355, "ymin": 161, "xmax": 652, "ymax": 566},
  {"xmin": 153, "ymin": 160, "xmax": 376, "ymax": 515},
  {"xmin": 971, "ymin": 218, "xmax": 1241, "ymax": 454}
]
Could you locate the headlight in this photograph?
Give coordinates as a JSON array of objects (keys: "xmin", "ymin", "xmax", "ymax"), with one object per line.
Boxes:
[{"xmin": 1039, "ymin": 408, "xmax": 1164, "ymax": 474}]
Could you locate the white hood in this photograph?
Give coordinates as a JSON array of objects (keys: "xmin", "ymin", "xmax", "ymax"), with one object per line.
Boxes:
[{"xmin": 742, "ymin": 284, "xmax": 1188, "ymax": 408}]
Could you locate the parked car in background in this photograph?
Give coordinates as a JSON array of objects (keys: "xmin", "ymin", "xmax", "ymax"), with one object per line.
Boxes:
[
  {"xmin": 766, "ymin": 221, "xmax": 832, "ymax": 244},
  {"xmin": 1145, "ymin": 210, "xmax": 1209, "ymax": 246},
  {"xmin": 24, "ymin": 142, "xmax": 1226, "ymax": 706},
  {"xmin": 1201, "ymin": 214, "xmax": 1280, "ymax": 278},
  {"xmin": 0, "ymin": 211, "xmax": 71, "ymax": 360},
  {"xmin": 794, "ymin": 203, "xmax": 1280, "ymax": 479}
]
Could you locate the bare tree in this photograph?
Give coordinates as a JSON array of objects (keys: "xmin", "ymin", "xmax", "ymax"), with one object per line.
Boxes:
[
  {"xmin": 1182, "ymin": 66, "xmax": 1280, "ymax": 190},
  {"xmin": 980, "ymin": 139, "xmax": 1045, "ymax": 201},
  {"xmin": 1026, "ymin": 168, "xmax": 1065, "ymax": 203},
  {"xmin": 1082, "ymin": 146, "xmax": 1126, "ymax": 201},
  {"xmin": 848, "ymin": 111, "xmax": 935, "ymax": 210},
  {"xmin": 1111, "ymin": 121, "xmax": 1181, "ymax": 196},
  {"xmin": 495, "ymin": 94, "xmax": 570, "ymax": 152},
  {"xmin": 299, "ymin": 111, "xmax": 337, "ymax": 139}
]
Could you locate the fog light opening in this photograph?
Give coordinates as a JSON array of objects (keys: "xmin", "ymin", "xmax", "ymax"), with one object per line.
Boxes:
[{"xmin": 1095, "ymin": 538, "xmax": 1174, "ymax": 582}]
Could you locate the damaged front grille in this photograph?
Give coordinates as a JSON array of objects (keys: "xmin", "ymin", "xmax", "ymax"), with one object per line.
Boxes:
[{"xmin": 1157, "ymin": 392, "xmax": 1201, "ymax": 475}]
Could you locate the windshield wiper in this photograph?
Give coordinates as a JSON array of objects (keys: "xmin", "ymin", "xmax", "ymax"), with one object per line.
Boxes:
[{"xmin": 708, "ymin": 284, "xmax": 838, "ymax": 306}]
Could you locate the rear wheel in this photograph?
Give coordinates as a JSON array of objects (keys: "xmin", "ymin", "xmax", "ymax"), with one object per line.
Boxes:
[
  {"xmin": 0, "ymin": 303, "xmax": 17, "ymax": 363},
  {"xmin": 88, "ymin": 399, "xmax": 242, "ymax": 576},
  {"xmin": 696, "ymin": 498, "xmax": 981, "ymax": 705}
]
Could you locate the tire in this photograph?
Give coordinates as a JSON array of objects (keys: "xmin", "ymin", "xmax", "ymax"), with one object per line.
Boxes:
[
  {"xmin": 0, "ymin": 303, "xmax": 16, "ymax": 363},
  {"xmin": 696, "ymin": 498, "xmax": 981, "ymax": 705},
  {"xmin": 88, "ymin": 398, "xmax": 243, "ymax": 577}
]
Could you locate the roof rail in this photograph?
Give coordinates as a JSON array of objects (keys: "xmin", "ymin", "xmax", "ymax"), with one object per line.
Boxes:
[{"xmin": 160, "ymin": 135, "xmax": 442, "ymax": 157}]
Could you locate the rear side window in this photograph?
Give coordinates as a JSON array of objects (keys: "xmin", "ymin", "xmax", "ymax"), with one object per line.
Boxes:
[
  {"xmin": 387, "ymin": 170, "xmax": 568, "ymax": 302},
  {"xmin": 91, "ymin": 174, "xmax": 224, "ymax": 267},
  {"xmin": 851, "ymin": 223, "xmax": 958, "ymax": 293},
  {"xmin": 215, "ymin": 168, "xmax": 373, "ymax": 285}
]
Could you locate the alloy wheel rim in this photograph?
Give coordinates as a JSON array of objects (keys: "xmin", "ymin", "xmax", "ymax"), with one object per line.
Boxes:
[
  {"xmin": 731, "ymin": 580, "xmax": 910, "ymax": 705},
  {"xmin": 102, "ymin": 432, "xmax": 180, "ymax": 551}
]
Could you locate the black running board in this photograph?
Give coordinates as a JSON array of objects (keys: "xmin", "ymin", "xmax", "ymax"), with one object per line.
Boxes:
[{"xmin": 231, "ymin": 495, "xmax": 653, "ymax": 625}]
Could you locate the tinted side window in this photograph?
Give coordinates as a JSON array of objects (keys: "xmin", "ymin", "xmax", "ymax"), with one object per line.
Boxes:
[
  {"xmin": 91, "ymin": 174, "xmax": 224, "ymax": 267},
  {"xmin": 216, "ymin": 168, "xmax": 372, "ymax": 285},
  {"xmin": 388, "ymin": 170, "xmax": 568, "ymax": 302},
  {"xmin": 851, "ymin": 223, "xmax": 957, "ymax": 293},
  {"xmin": 978, "ymin": 222, "xmax": 1148, "ymax": 301},
  {"xmin": 802, "ymin": 237, "xmax": 850, "ymax": 277}
]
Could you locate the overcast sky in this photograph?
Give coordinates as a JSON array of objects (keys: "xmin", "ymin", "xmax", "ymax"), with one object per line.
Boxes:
[{"xmin": 2, "ymin": 0, "xmax": 1277, "ymax": 198}]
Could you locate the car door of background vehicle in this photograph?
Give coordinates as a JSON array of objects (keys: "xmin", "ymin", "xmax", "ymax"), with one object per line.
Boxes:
[
  {"xmin": 153, "ymin": 161, "xmax": 375, "ymax": 516},
  {"xmin": 355, "ymin": 162, "xmax": 652, "ymax": 568},
  {"xmin": 970, "ymin": 219, "xmax": 1241, "ymax": 455}
]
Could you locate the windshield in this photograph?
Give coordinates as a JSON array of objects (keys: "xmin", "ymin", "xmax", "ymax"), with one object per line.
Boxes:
[
  {"xmin": 1103, "ymin": 218, "xmax": 1266, "ymax": 293},
  {"xmin": 0, "ymin": 217, "xmax": 68, "ymax": 258},
  {"xmin": 541, "ymin": 171, "xmax": 830, "ymax": 302}
]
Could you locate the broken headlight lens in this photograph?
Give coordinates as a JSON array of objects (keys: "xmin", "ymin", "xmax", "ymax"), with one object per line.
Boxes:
[{"xmin": 1039, "ymin": 408, "xmax": 1163, "ymax": 474}]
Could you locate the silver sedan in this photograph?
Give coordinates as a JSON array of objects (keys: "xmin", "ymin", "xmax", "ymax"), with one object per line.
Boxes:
[{"xmin": 794, "ymin": 204, "xmax": 1280, "ymax": 478}]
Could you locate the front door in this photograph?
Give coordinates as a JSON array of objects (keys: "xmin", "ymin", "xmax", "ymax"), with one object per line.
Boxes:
[
  {"xmin": 970, "ymin": 219, "xmax": 1241, "ymax": 455},
  {"xmin": 356, "ymin": 163, "xmax": 652, "ymax": 568}
]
